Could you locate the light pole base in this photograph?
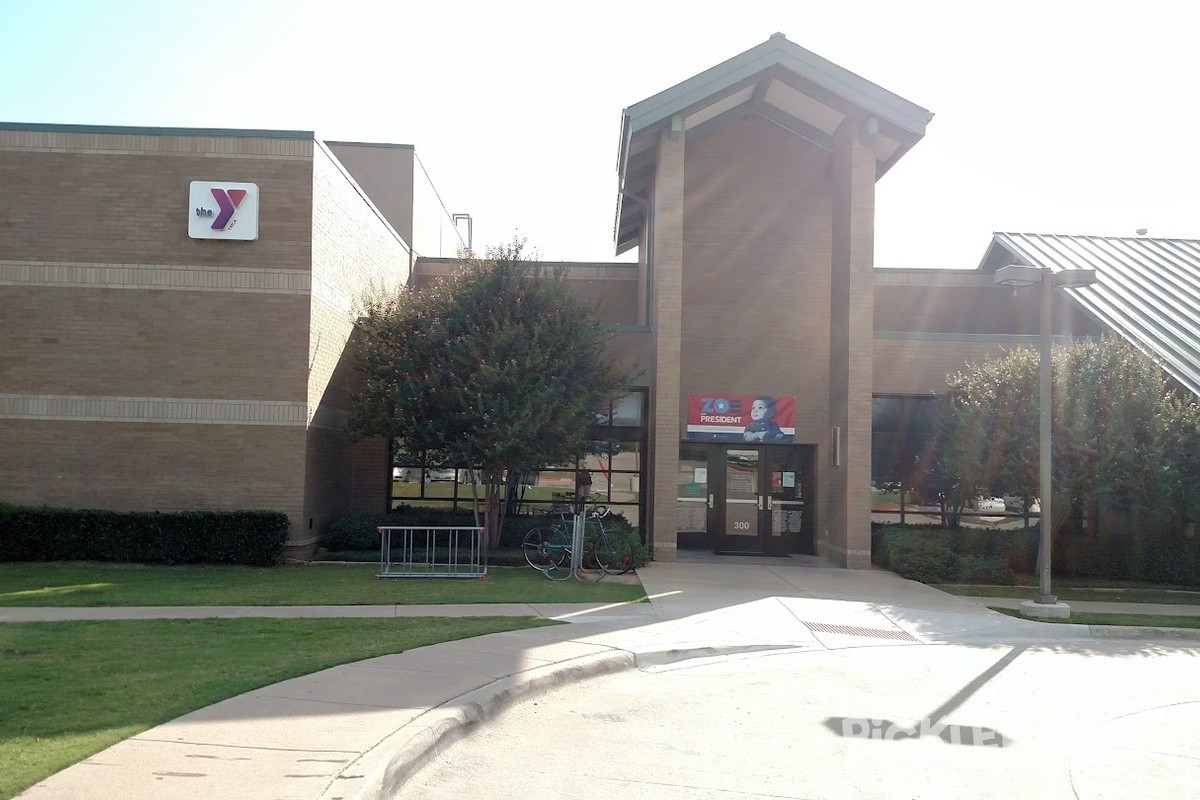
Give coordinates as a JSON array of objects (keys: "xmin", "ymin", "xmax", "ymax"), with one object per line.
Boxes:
[{"xmin": 1019, "ymin": 599, "xmax": 1071, "ymax": 620}]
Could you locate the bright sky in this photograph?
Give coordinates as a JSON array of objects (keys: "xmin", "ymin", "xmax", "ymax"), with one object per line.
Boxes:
[{"xmin": 3, "ymin": 0, "xmax": 1198, "ymax": 267}]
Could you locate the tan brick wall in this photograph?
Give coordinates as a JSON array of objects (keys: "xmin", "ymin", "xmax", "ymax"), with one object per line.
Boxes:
[
  {"xmin": 826, "ymin": 118, "xmax": 877, "ymax": 568},
  {"xmin": 875, "ymin": 282, "xmax": 1040, "ymax": 334},
  {"xmin": 564, "ymin": 277, "xmax": 640, "ymax": 326},
  {"xmin": 607, "ymin": 329, "xmax": 655, "ymax": 383},
  {"xmin": 1, "ymin": 287, "xmax": 308, "ymax": 398},
  {"xmin": 0, "ymin": 419, "xmax": 306, "ymax": 520},
  {"xmin": 0, "ymin": 132, "xmax": 313, "ymax": 267},
  {"xmin": 0, "ymin": 129, "xmax": 317, "ymax": 545},
  {"xmin": 874, "ymin": 337, "xmax": 1027, "ymax": 395},
  {"xmin": 646, "ymin": 115, "xmax": 845, "ymax": 560},
  {"xmin": 302, "ymin": 145, "xmax": 413, "ymax": 548},
  {"xmin": 650, "ymin": 129, "xmax": 686, "ymax": 561},
  {"xmin": 412, "ymin": 261, "xmax": 640, "ymax": 326},
  {"xmin": 350, "ymin": 436, "xmax": 390, "ymax": 512},
  {"xmin": 679, "ymin": 116, "xmax": 833, "ymax": 441},
  {"xmin": 871, "ymin": 275, "xmax": 1106, "ymax": 396}
]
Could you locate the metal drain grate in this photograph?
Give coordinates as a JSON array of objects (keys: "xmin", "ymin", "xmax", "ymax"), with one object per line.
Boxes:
[{"xmin": 801, "ymin": 621, "xmax": 918, "ymax": 642}]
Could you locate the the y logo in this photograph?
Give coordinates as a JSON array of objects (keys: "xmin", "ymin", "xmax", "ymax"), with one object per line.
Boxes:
[
  {"xmin": 188, "ymin": 181, "xmax": 259, "ymax": 241},
  {"xmin": 210, "ymin": 188, "xmax": 248, "ymax": 230}
]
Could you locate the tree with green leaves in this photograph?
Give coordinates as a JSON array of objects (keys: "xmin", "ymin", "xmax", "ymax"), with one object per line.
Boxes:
[
  {"xmin": 347, "ymin": 238, "xmax": 632, "ymax": 548},
  {"xmin": 924, "ymin": 347, "xmax": 1041, "ymax": 527},
  {"xmin": 927, "ymin": 334, "xmax": 1198, "ymax": 539}
]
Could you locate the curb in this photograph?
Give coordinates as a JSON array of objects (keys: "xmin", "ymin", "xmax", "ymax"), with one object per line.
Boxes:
[
  {"xmin": 339, "ymin": 648, "xmax": 638, "ymax": 800},
  {"xmin": 341, "ymin": 641, "xmax": 817, "ymax": 800},
  {"xmin": 1088, "ymin": 625, "xmax": 1200, "ymax": 641},
  {"xmin": 337, "ymin": 626, "xmax": 1200, "ymax": 797}
]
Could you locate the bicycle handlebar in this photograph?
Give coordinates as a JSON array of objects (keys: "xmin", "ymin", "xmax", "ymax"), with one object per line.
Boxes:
[{"xmin": 545, "ymin": 502, "xmax": 609, "ymax": 519}]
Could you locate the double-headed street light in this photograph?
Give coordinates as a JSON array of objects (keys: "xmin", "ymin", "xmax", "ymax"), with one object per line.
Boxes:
[{"xmin": 994, "ymin": 265, "xmax": 1098, "ymax": 619}]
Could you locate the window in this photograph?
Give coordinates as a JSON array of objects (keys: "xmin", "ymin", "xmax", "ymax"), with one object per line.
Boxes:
[
  {"xmin": 390, "ymin": 389, "xmax": 649, "ymax": 533},
  {"xmin": 871, "ymin": 395, "xmax": 936, "ymax": 491}
]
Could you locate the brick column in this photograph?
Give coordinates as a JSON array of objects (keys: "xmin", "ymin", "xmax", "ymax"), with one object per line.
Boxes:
[
  {"xmin": 649, "ymin": 126, "xmax": 685, "ymax": 562},
  {"xmin": 825, "ymin": 118, "xmax": 876, "ymax": 568}
]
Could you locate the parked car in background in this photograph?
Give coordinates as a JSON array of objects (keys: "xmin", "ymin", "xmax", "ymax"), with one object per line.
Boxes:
[
  {"xmin": 1004, "ymin": 495, "xmax": 1041, "ymax": 514},
  {"xmin": 972, "ymin": 495, "xmax": 1006, "ymax": 513}
]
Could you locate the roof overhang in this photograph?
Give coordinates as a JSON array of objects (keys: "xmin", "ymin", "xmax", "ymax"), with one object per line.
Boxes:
[{"xmin": 614, "ymin": 33, "xmax": 933, "ymax": 255}]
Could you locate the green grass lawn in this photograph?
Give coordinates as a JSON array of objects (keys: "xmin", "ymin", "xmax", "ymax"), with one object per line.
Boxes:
[
  {"xmin": 0, "ymin": 616, "xmax": 554, "ymax": 800},
  {"xmin": 0, "ymin": 563, "xmax": 647, "ymax": 607},
  {"xmin": 988, "ymin": 607, "xmax": 1200, "ymax": 629},
  {"xmin": 935, "ymin": 581, "xmax": 1200, "ymax": 606}
]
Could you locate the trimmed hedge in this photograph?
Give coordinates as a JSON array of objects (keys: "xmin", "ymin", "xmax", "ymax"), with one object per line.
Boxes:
[
  {"xmin": 0, "ymin": 505, "xmax": 289, "ymax": 566},
  {"xmin": 324, "ymin": 507, "xmax": 531, "ymax": 551},
  {"xmin": 872, "ymin": 525, "xmax": 1031, "ymax": 584},
  {"xmin": 872, "ymin": 522, "xmax": 1200, "ymax": 587},
  {"xmin": 1054, "ymin": 525, "xmax": 1200, "ymax": 586}
]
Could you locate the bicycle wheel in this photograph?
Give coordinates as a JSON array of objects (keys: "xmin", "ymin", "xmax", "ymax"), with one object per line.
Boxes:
[
  {"xmin": 575, "ymin": 537, "xmax": 607, "ymax": 582},
  {"xmin": 522, "ymin": 526, "xmax": 563, "ymax": 572},
  {"xmin": 593, "ymin": 530, "xmax": 635, "ymax": 575},
  {"xmin": 541, "ymin": 526, "xmax": 573, "ymax": 580},
  {"xmin": 557, "ymin": 517, "xmax": 601, "ymax": 581}
]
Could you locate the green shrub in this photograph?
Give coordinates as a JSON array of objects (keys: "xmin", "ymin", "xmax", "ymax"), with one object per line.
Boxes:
[
  {"xmin": 324, "ymin": 513, "xmax": 398, "ymax": 551},
  {"xmin": 1053, "ymin": 524, "xmax": 1200, "ymax": 586},
  {"xmin": 875, "ymin": 526, "xmax": 1026, "ymax": 584},
  {"xmin": 598, "ymin": 512, "xmax": 650, "ymax": 568},
  {"xmin": 324, "ymin": 506, "xmax": 529, "ymax": 552},
  {"xmin": 879, "ymin": 534, "xmax": 956, "ymax": 583},
  {"xmin": 874, "ymin": 521, "xmax": 1200, "ymax": 587},
  {"xmin": 0, "ymin": 505, "xmax": 288, "ymax": 566},
  {"xmin": 954, "ymin": 555, "xmax": 1017, "ymax": 585}
]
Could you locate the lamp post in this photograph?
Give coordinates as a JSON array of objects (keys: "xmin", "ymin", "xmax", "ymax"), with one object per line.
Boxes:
[{"xmin": 994, "ymin": 265, "xmax": 1098, "ymax": 619}]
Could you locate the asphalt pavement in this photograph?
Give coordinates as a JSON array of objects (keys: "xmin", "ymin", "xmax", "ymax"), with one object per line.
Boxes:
[{"xmin": 11, "ymin": 554, "xmax": 1200, "ymax": 799}]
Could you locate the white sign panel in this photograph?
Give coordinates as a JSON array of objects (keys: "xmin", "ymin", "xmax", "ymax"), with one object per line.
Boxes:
[{"xmin": 188, "ymin": 181, "xmax": 259, "ymax": 240}]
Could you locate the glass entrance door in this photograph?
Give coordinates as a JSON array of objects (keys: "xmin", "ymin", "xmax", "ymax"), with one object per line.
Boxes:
[
  {"xmin": 765, "ymin": 445, "xmax": 812, "ymax": 556},
  {"xmin": 708, "ymin": 444, "xmax": 814, "ymax": 555},
  {"xmin": 678, "ymin": 442, "xmax": 814, "ymax": 555},
  {"xmin": 716, "ymin": 448, "xmax": 765, "ymax": 554}
]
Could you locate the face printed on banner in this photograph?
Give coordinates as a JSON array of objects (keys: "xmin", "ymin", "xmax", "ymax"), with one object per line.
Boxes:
[{"xmin": 686, "ymin": 394, "xmax": 795, "ymax": 443}]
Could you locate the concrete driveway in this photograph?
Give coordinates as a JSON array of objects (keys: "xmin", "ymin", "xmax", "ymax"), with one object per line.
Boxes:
[{"xmin": 13, "ymin": 553, "xmax": 1200, "ymax": 800}]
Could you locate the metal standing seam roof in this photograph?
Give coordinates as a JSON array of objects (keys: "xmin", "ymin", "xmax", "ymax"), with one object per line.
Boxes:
[{"xmin": 984, "ymin": 232, "xmax": 1200, "ymax": 397}]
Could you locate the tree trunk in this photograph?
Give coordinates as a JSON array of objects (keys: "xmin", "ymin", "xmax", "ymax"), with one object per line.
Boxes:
[{"xmin": 479, "ymin": 467, "xmax": 506, "ymax": 550}]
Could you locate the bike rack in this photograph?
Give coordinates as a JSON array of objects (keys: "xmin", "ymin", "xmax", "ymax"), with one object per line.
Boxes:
[
  {"xmin": 567, "ymin": 511, "xmax": 586, "ymax": 580},
  {"xmin": 376, "ymin": 526, "xmax": 487, "ymax": 578}
]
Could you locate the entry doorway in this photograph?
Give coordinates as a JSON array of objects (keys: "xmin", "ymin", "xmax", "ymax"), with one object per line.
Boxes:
[{"xmin": 676, "ymin": 443, "xmax": 815, "ymax": 556}]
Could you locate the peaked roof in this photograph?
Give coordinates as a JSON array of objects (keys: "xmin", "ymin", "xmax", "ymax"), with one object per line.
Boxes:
[
  {"xmin": 613, "ymin": 33, "xmax": 934, "ymax": 254},
  {"xmin": 981, "ymin": 232, "xmax": 1200, "ymax": 397}
]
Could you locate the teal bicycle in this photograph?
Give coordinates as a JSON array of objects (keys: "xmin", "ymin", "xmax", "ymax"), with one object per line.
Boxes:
[{"xmin": 521, "ymin": 505, "xmax": 634, "ymax": 581}]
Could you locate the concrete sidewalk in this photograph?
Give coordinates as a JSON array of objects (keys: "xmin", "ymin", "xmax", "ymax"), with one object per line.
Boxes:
[
  {"xmin": 14, "ymin": 558, "xmax": 1200, "ymax": 800},
  {"xmin": 0, "ymin": 601, "xmax": 658, "ymax": 624}
]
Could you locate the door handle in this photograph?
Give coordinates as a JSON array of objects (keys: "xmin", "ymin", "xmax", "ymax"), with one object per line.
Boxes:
[
  {"xmin": 758, "ymin": 495, "xmax": 764, "ymax": 510},
  {"xmin": 708, "ymin": 494, "xmax": 714, "ymax": 509},
  {"xmin": 767, "ymin": 496, "xmax": 773, "ymax": 511}
]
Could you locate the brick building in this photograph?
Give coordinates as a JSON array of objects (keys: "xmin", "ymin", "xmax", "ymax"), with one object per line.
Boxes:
[
  {"xmin": 0, "ymin": 127, "xmax": 461, "ymax": 556},
  {"xmin": 4, "ymin": 35, "xmax": 1161, "ymax": 565}
]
